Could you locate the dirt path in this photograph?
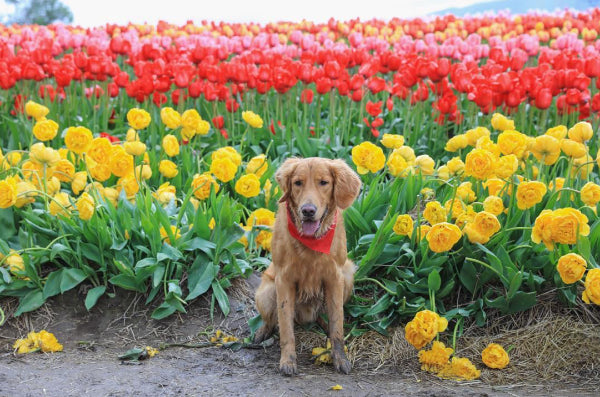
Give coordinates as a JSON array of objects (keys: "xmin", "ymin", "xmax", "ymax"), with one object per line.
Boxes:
[
  {"xmin": 0, "ymin": 282, "xmax": 596, "ymax": 397},
  {"xmin": 0, "ymin": 345, "xmax": 540, "ymax": 397}
]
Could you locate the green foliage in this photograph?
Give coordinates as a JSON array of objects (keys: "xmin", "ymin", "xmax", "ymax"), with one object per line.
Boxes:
[{"xmin": 3, "ymin": 0, "xmax": 73, "ymax": 25}]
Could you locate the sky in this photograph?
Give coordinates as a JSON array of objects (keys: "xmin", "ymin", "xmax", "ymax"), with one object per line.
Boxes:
[{"xmin": 59, "ymin": 0, "xmax": 494, "ymax": 27}]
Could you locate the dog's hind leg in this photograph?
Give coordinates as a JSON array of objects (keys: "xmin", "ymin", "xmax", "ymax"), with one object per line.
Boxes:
[
  {"xmin": 342, "ymin": 259, "xmax": 356, "ymax": 303},
  {"xmin": 254, "ymin": 268, "xmax": 277, "ymax": 343}
]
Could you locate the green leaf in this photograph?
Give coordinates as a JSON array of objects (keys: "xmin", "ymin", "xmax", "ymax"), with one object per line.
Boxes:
[
  {"xmin": 50, "ymin": 243, "xmax": 70, "ymax": 261},
  {"xmin": 507, "ymin": 271, "xmax": 523, "ymax": 300},
  {"xmin": 157, "ymin": 244, "xmax": 183, "ymax": 262},
  {"xmin": 427, "ymin": 269, "xmax": 441, "ymax": 292},
  {"xmin": 85, "ymin": 286, "xmax": 106, "ymax": 310},
  {"xmin": 365, "ymin": 294, "xmax": 392, "ymax": 316},
  {"xmin": 0, "ymin": 267, "xmax": 11, "ymax": 283},
  {"xmin": 345, "ymin": 206, "xmax": 372, "ymax": 234},
  {"xmin": 186, "ymin": 261, "xmax": 217, "ymax": 301},
  {"xmin": 211, "ymin": 280, "xmax": 230, "ymax": 316},
  {"xmin": 506, "ymin": 291, "xmax": 537, "ymax": 314},
  {"xmin": 477, "ymin": 244, "xmax": 505, "ymax": 280},
  {"xmin": 81, "ymin": 243, "xmax": 102, "ymax": 263},
  {"xmin": 135, "ymin": 257, "xmax": 157, "ymax": 269},
  {"xmin": 60, "ymin": 268, "xmax": 87, "ymax": 293},
  {"xmin": 167, "ymin": 282, "xmax": 182, "ymax": 297},
  {"xmin": 577, "ymin": 236, "xmax": 591, "ymax": 261},
  {"xmin": 437, "ymin": 279, "xmax": 455, "ymax": 299},
  {"xmin": 181, "ymin": 237, "xmax": 216, "ymax": 254},
  {"xmin": 247, "ymin": 314, "xmax": 264, "ymax": 338},
  {"xmin": 109, "ymin": 274, "xmax": 146, "ymax": 292},
  {"xmin": 151, "ymin": 301, "xmax": 176, "ymax": 320},
  {"xmin": 152, "ymin": 266, "xmax": 165, "ymax": 288},
  {"xmin": 0, "ymin": 207, "xmax": 17, "ymax": 240},
  {"xmin": 110, "ymin": 239, "xmax": 128, "ymax": 251},
  {"xmin": 118, "ymin": 348, "xmax": 144, "ymax": 361},
  {"xmin": 43, "ymin": 269, "xmax": 63, "ymax": 299},
  {"xmin": 15, "ymin": 289, "xmax": 45, "ymax": 316},
  {"xmin": 459, "ymin": 262, "xmax": 478, "ymax": 294}
]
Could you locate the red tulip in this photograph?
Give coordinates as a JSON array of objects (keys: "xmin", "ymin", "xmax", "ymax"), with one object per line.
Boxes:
[
  {"xmin": 300, "ymin": 88, "xmax": 314, "ymax": 104},
  {"xmin": 100, "ymin": 132, "xmax": 120, "ymax": 143},
  {"xmin": 225, "ymin": 98, "xmax": 239, "ymax": 113},
  {"xmin": 566, "ymin": 88, "xmax": 582, "ymax": 106},
  {"xmin": 212, "ymin": 115, "xmax": 225, "ymax": 129},
  {"xmin": 366, "ymin": 101, "xmax": 383, "ymax": 117},
  {"xmin": 349, "ymin": 74, "xmax": 364, "ymax": 90},
  {"xmin": 386, "ymin": 96, "xmax": 394, "ymax": 112},
  {"xmin": 371, "ymin": 117, "xmax": 384, "ymax": 128},
  {"xmin": 592, "ymin": 93, "xmax": 600, "ymax": 112},
  {"xmin": 584, "ymin": 56, "xmax": 600, "ymax": 78},
  {"xmin": 506, "ymin": 90, "xmax": 522, "ymax": 108},
  {"xmin": 351, "ymin": 88, "xmax": 363, "ymax": 102},
  {"xmin": 324, "ymin": 60, "xmax": 341, "ymax": 80},
  {"xmin": 535, "ymin": 88, "xmax": 553, "ymax": 110},
  {"xmin": 153, "ymin": 92, "xmax": 167, "ymax": 107},
  {"xmin": 367, "ymin": 76, "xmax": 387, "ymax": 95},
  {"xmin": 39, "ymin": 84, "xmax": 57, "ymax": 102},
  {"xmin": 315, "ymin": 77, "xmax": 333, "ymax": 95},
  {"xmin": 188, "ymin": 80, "xmax": 202, "ymax": 98},
  {"xmin": 171, "ymin": 89, "xmax": 184, "ymax": 106}
]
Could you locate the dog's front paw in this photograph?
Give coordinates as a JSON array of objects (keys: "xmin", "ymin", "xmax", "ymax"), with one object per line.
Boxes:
[
  {"xmin": 279, "ymin": 357, "xmax": 297, "ymax": 376},
  {"xmin": 333, "ymin": 353, "xmax": 352, "ymax": 374}
]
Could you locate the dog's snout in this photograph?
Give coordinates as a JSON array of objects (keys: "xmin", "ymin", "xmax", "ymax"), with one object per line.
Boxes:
[{"xmin": 301, "ymin": 204, "xmax": 317, "ymax": 218}]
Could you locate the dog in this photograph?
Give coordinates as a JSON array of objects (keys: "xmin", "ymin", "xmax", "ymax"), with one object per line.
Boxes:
[{"xmin": 254, "ymin": 157, "xmax": 362, "ymax": 376}]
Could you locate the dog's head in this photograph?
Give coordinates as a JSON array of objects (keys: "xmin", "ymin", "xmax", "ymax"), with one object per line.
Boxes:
[{"xmin": 275, "ymin": 157, "xmax": 361, "ymax": 237}]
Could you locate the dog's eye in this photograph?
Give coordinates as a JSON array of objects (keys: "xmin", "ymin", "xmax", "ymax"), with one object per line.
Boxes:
[
  {"xmin": 294, "ymin": 180, "xmax": 303, "ymax": 186},
  {"xmin": 319, "ymin": 180, "xmax": 329, "ymax": 186}
]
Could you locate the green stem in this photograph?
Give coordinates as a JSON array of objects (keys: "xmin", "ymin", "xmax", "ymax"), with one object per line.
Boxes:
[{"xmin": 354, "ymin": 277, "xmax": 397, "ymax": 295}]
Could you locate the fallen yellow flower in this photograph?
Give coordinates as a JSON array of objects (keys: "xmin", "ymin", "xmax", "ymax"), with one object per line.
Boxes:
[
  {"xmin": 145, "ymin": 346, "xmax": 159, "ymax": 358},
  {"xmin": 13, "ymin": 330, "xmax": 63, "ymax": 354},
  {"xmin": 311, "ymin": 339, "xmax": 348, "ymax": 365},
  {"xmin": 210, "ymin": 329, "xmax": 238, "ymax": 345},
  {"xmin": 331, "ymin": 384, "xmax": 343, "ymax": 390},
  {"xmin": 436, "ymin": 356, "xmax": 481, "ymax": 381}
]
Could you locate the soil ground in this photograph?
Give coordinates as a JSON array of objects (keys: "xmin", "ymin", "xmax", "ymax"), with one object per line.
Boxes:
[{"xmin": 0, "ymin": 275, "xmax": 597, "ymax": 397}]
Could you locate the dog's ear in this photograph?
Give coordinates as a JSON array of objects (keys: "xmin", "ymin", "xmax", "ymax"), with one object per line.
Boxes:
[
  {"xmin": 329, "ymin": 159, "xmax": 361, "ymax": 209},
  {"xmin": 276, "ymin": 158, "xmax": 301, "ymax": 203}
]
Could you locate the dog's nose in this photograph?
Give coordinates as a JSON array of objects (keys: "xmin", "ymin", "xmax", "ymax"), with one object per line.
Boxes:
[{"xmin": 301, "ymin": 204, "xmax": 317, "ymax": 218}]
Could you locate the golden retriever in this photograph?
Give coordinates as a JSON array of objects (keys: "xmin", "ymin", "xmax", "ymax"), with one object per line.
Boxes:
[{"xmin": 254, "ymin": 157, "xmax": 362, "ymax": 376}]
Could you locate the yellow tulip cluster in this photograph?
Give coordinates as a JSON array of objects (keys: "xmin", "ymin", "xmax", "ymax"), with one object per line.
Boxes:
[
  {"xmin": 350, "ymin": 112, "xmax": 600, "ymax": 308},
  {"xmin": 160, "ymin": 106, "xmax": 210, "ymax": 140},
  {"xmin": 1, "ymin": 104, "xmax": 280, "ymax": 238}
]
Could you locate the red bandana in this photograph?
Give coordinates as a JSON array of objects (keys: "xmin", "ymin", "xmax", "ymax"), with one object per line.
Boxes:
[{"xmin": 286, "ymin": 204, "xmax": 337, "ymax": 254}]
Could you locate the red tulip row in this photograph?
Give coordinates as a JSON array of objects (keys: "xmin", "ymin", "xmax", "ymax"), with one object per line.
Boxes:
[{"xmin": 1, "ymin": 9, "xmax": 600, "ymax": 123}]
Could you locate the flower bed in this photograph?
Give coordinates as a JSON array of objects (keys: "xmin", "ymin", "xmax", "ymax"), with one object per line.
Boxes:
[{"xmin": 0, "ymin": 10, "xmax": 599, "ymax": 339}]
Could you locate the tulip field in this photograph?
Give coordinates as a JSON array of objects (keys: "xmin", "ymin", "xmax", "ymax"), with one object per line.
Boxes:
[{"xmin": 1, "ymin": 8, "xmax": 600, "ymax": 342}]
